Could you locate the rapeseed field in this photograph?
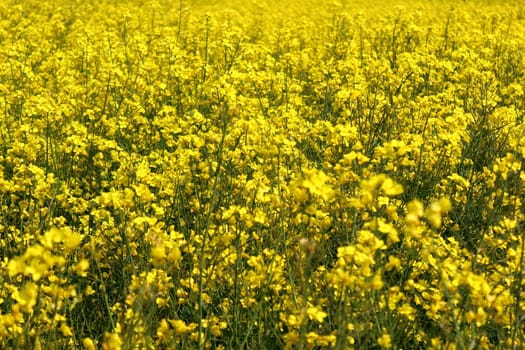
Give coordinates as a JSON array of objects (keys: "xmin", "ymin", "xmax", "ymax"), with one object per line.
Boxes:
[{"xmin": 1, "ymin": 0, "xmax": 525, "ymax": 348}]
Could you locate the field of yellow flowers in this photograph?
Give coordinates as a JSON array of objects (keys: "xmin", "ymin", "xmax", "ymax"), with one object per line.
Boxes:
[{"xmin": 1, "ymin": 0, "xmax": 525, "ymax": 348}]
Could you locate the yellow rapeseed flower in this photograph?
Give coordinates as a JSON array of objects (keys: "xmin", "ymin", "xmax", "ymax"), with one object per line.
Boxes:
[
  {"xmin": 82, "ymin": 338, "xmax": 96, "ymax": 350},
  {"xmin": 378, "ymin": 331, "xmax": 392, "ymax": 348},
  {"xmin": 380, "ymin": 177, "xmax": 404, "ymax": 196},
  {"xmin": 13, "ymin": 282, "xmax": 38, "ymax": 313},
  {"xmin": 306, "ymin": 306, "xmax": 328, "ymax": 323}
]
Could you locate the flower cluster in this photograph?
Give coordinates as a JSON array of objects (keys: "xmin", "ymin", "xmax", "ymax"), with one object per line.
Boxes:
[{"xmin": 1, "ymin": 0, "xmax": 525, "ymax": 348}]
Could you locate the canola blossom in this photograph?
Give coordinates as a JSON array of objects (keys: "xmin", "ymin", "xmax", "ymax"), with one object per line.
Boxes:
[{"xmin": 1, "ymin": 0, "xmax": 525, "ymax": 348}]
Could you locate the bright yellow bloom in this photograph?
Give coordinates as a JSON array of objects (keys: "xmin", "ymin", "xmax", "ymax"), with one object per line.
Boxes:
[
  {"xmin": 83, "ymin": 338, "xmax": 96, "ymax": 350},
  {"xmin": 60, "ymin": 322, "xmax": 73, "ymax": 337},
  {"xmin": 102, "ymin": 332, "xmax": 122, "ymax": 350},
  {"xmin": 378, "ymin": 331, "xmax": 392, "ymax": 348},
  {"xmin": 301, "ymin": 168, "xmax": 334, "ymax": 201},
  {"xmin": 13, "ymin": 282, "xmax": 38, "ymax": 313},
  {"xmin": 380, "ymin": 178, "xmax": 403, "ymax": 196},
  {"xmin": 307, "ymin": 306, "xmax": 328, "ymax": 323}
]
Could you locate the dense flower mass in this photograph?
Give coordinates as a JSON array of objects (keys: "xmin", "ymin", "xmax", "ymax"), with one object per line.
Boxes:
[{"xmin": 1, "ymin": 0, "xmax": 525, "ymax": 348}]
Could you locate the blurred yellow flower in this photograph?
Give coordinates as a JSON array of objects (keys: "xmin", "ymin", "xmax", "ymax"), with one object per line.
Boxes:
[
  {"xmin": 13, "ymin": 282, "xmax": 38, "ymax": 313},
  {"xmin": 301, "ymin": 168, "xmax": 334, "ymax": 201},
  {"xmin": 306, "ymin": 306, "xmax": 328, "ymax": 323},
  {"xmin": 380, "ymin": 178, "xmax": 404, "ymax": 196},
  {"xmin": 378, "ymin": 331, "xmax": 392, "ymax": 348},
  {"xmin": 83, "ymin": 338, "xmax": 96, "ymax": 350}
]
